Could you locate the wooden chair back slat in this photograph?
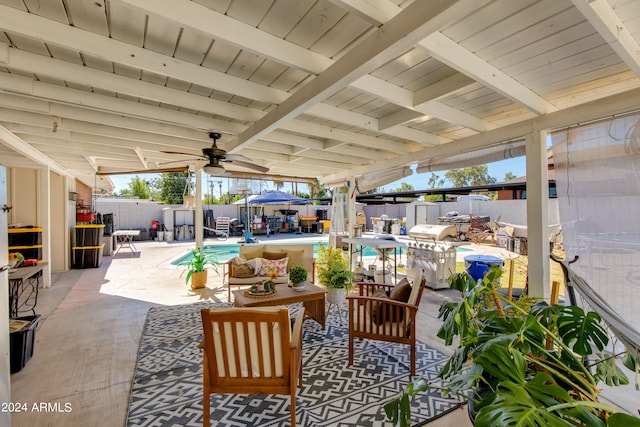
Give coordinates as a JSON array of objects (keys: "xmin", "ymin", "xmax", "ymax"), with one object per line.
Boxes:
[{"xmin": 201, "ymin": 307, "xmax": 304, "ymax": 427}]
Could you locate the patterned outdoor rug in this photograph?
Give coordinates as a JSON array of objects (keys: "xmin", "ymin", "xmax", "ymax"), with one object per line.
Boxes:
[{"xmin": 126, "ymin": 302, "xmax": 464, "ymax": 426}]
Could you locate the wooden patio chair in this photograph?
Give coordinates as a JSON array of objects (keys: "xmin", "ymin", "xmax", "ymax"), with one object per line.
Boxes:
[
  {"xmin": 200, "ymin": 306, "xmax": 304, "ymax": 427},
  {"xmin": 347, "ymin": 272, "xmax": 426, "ymax": 377},
  {"xmin": 468, "ymin": 215, "xmax": 498, "ymax": 244}
]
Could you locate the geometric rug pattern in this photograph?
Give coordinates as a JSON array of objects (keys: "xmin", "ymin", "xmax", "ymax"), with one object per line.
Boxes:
[{"xmin": 126, "ymin": 301, "xmax": 464, "ymax": 426}]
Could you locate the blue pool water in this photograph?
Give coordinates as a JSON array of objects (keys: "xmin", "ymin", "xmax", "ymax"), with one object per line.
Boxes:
[{"xmin": 171, "ymin": 243, "xmax": 471, "ymax": 265}]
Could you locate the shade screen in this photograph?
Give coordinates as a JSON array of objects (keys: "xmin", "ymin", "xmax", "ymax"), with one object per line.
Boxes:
[{"xmin": 551, "ymin": 113, "xmax": 640, "ymax": 352}]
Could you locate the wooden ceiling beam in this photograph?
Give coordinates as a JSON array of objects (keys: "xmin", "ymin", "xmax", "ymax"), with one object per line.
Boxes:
[{"xmin": 572, "ymin": 0, "xmax": 640, "ymax": 78}]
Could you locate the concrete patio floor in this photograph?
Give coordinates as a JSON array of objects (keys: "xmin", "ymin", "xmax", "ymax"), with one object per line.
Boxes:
[{"xmin": 3, "ymin": 233, "xmax": 549, "ymax": 425}]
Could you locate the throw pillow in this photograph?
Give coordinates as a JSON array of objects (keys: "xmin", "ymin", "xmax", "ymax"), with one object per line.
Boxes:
[
  {"xmin": 389, "ymin": 278, "xmax": 412, "ymax": 302},
  {"xmin": 258, "ymin": 257, "xmax": 289, "ymax": 277},
  {"xmin": 241, "ymin": 245, "xmax": 264, "ymax": 260},
  {"xmin": 263, "ymin": 250, "xmax": 288, "ymax": 260},
  {"xmin": 371, "ymin": 288, "xmax": 390, "ymax": 325},
  {"xmin": 232, "ymin": 264, "xmax": 255, "ymax": 278},
  {"xmin": 285, "ymin": 249, "xmax": 305, "ymax": 272},
  {"xmin": 230, "ymin": 257, "xmax": 259, "ymax": 278},
  {"xmin": 245, "ymin": 258, "xmax": 262, "ymax": 273},
  {"xmin": 231, "ymin": 256, "xmax": 246, "ymax": 265},
  {"xmin": 371, "ymin": 280, "xmax": 413, "ymax": 325}
]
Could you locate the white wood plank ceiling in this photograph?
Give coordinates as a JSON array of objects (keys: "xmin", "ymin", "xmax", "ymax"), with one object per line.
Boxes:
[{"xmin": 0, "ymin": 0, "xmax": 638, "ymax": 192}]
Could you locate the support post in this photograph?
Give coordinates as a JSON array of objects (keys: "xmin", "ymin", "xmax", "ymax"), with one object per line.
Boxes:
[
  {"xmin": 525, "ymin": 122, "xmax": 550, "ymax": 300},
  {"xmin": 39, "ymin": 166, "xmax": 51, "ymax": 288},
  {"xmin": 195, "ymin": 171, "xmax": 203, "ymax": 250}
]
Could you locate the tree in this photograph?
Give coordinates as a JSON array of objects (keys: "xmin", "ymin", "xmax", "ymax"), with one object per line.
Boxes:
[
  {"xmin": 423, "ymin": 173, "xmax": 446, "ymax": 202},
  {"xmin": 393, "ymin": 182, "xmax": 414, "ymax": 192},
  {"xmin": 444, "ymin": 165, "xmax": 496, "ymax": 187},
  {"xmin": 428, "ymin": 173, "xmax": 445, "ymax": 189},
  {"xmin": 310, "ymin": 179, "xmax": 331, "ymax": 199},
  {"xmin": 156, "ymin": 172, "xmax": 190, "ymax": 204},
  {"xmin": 118, "ymin": 175, "xmax": 155, "ymax": 199},
  {"xmin": 503, "ymin": 171, "xmax": 517, "ymax": 181},
  {"xmin": 391, "ymin": 182, "xmax": 416, "ymax": 202},
  {"xmin": 219, "ymin": 193, "xmax": 240, "ymax": 204}
]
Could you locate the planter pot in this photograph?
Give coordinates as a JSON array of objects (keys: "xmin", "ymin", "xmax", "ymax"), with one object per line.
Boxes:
[
  {"xmin": 190, "ymin": 270, "xmax": 207, "ymax": 290},
  {"xmin": 467, "ymin": 380, "xmax": 495, "ymax": 423},
  {"xmin": 326, "ymin": 287, "xmax": 345, "ymax": 305},
  {"xmin": 292, "ymin": 282, "xmax": 306, "ymax": 291}
]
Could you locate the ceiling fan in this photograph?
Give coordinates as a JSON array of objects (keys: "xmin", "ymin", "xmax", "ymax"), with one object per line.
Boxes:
[{"xmin": 162, "ymin": 132, "xmax": 269, "ymax": 175}]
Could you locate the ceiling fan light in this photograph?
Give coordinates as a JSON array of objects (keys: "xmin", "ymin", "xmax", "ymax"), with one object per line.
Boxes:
[{"xmin": 202, "ymin": 163, "xmax": 225, "ymax": 176}]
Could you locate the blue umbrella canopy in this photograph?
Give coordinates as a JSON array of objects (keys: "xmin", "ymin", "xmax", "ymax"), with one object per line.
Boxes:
[{"xmin": 249, "ymin": 190, "xmax": 309, "ymax": 204}]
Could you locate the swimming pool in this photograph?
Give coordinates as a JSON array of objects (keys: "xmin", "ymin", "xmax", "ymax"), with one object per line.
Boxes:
[{"xmin": 171, "ymin": 243, "xmax": 472, "ymax": 265}]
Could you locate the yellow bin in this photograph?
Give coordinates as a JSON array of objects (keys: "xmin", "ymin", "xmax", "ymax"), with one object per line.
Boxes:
[{"xmin": 320, "ymin": 220, "xmax": 331, "ymax": 234}]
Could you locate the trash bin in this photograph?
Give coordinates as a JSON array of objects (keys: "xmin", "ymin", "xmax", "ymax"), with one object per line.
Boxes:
[
  {"xmin": 464, "ymin": 255, "xmax": 504, "ymax": 282},
  {"xmin": 9, "ymin": 314, "xmax": 41, "ymax": 373}
]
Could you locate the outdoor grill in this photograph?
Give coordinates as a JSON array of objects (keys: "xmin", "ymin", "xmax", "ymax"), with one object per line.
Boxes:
[
  {"xmin": 408, "ymin": 224, "xmax": 457, "ymax": 241},
  {"xmin": 406, "ymin": 240, "xmax": 457, "ymax": 290}
]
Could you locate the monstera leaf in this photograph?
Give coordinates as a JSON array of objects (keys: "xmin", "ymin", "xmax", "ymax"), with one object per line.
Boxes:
[
  {"xmin": 474, "ymin": 380, "xmax": 578, "ymax": 427},
  {"xmin": 473, "ymin": 343, "xmax": 527, "ymax": 384},
  {"xmin": 608, "ymin": 413, "xmax": 640, "ymax": 427},
  {"xmin": 596, "ymin": 355, "xmax": 629, "ymax": 387},
  {"xmin": 529, "ymin": 301, "xmax": 562, "ymax": 329},
  {"xmin": 622, "ymin": 351, "xmax": 639, "ymax": 371},
  {"xmin": 557, "ymin": 306, "xmax": 608, "ymax": 356}
]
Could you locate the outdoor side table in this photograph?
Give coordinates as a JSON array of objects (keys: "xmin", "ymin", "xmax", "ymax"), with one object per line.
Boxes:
[{"xmin": 8, "ymin": 263, "xmax": 47, "ymax": 318}]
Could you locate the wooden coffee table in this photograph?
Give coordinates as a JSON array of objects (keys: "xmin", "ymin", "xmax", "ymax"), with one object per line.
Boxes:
[{"xmin": 232, "ymin": 283, "xmax": 327, "ymax": 329}]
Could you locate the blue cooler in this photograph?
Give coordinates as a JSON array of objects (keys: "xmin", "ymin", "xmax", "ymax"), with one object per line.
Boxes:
[{"xmin": 464, "ymin": 255, "xmax": 504, "ymax": 281}]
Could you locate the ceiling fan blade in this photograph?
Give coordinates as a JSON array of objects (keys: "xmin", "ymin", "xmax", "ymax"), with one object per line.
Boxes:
[
  {"xmin": 156, "ymin": 158, "xmax": 203, "ymax": 166},
  {"xmin": 225, "ymin": 159, "xmax": 270, "ymax": 173},
  {"xmin": 161, "ymin": 150, "xmax": 207, "ymax": 159},
  {"xmin": 96, "ymin": 166, "xmax": 189, "ymax": 175},
  {"xmin": 224, "ymin": 153, "xmax": 253, "ymax": 162}
]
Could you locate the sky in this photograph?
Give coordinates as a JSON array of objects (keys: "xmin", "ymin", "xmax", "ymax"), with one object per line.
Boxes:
[
  {"xmin": 108, "ymin": 156, "xmax": 527, "ymax": 195},
  {"xmin": 378, "ymin": 156, "xmax": 526, "ymax": 192}
]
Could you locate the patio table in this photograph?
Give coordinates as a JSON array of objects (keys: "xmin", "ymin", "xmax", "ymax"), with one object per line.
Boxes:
[
  {"xmin": 232, "ymin": 283, "xmax": 327, "ymax": 329},
  {"xmin": 342, "ymin": 237, "xmax": 406, "ymax": 284},
  {"xmin": 112, "ymin": 229, "xmax": 140, "ymax": 255}
]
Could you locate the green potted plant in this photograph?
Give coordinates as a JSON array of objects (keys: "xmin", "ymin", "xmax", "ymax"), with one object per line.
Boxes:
[
  {"xmin": 180, "ymin": 249, "xmax": 219, "ymax": 290},
  {"xmin": 289, "ymin": 266, "xmax": 308, "ymax": 290},
  {"xmin": 316, "ymin": 244, "xmax": 353, "ymax": 304},
  {"xmin": 384, "ymin": 266, "xmax": 640, "ymax": 427}
]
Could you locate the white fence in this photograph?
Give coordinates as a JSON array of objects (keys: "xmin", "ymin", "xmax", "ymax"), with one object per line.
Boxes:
[
  {"xmin": 94, "ymin": 198, "xmax": 323, "ymax": 234},
  {"xmin": 94, "ymin": 198, "xmax": 553, "ymax": 238},
  {"xmin": 403, "ymin": 199, "xmax": 559, "ymax": 230}
]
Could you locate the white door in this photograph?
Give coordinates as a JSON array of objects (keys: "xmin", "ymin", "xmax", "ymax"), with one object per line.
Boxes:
[{"xmin": 0, "ymin": 166, "xmax": 11, "ymax": 426}]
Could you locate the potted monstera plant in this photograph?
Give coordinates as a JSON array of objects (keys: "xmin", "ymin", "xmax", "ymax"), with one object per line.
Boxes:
[
  {"xmin": 180, "ymin": 249, "xmax": 219, "ymax": 290},
  {"xmin": 384, "ymin": 266, "xmax": 640, "ymax": 427}
]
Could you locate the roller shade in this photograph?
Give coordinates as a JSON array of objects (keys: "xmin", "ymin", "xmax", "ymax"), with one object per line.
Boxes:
[
  {"xmin": 322, "ymin": 177, "xmax": 348, "ymax": 188},
  {"xmin": 416, "ymin": 140, "xmax": 526, "ymax": 173},
  {"xmin": 356, "ymin": 166, "xmax": 412, "ymax": 192}
]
